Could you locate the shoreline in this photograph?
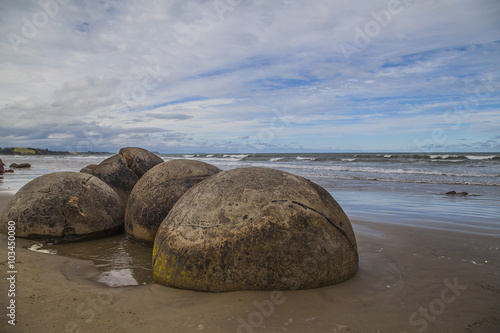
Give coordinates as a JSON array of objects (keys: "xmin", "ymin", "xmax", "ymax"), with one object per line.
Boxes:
[
  {"xmin": 0, "ymin": 191, "xmax": 500, "ymax": 333},
  {"xmin": 1, "ymin": 220, "xmax": 499, "ymax": 332},
  {"xmin": 1, "ymin": 194, "xmax": 500, "ymax": 332}
]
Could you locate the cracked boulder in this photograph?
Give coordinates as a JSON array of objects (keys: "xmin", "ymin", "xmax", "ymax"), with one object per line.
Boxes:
[
  {"xmin": 81, "ymin": 154, "xmax": 138, "ymax": 206},
  {"xmin": 153, "ymin": 167, "xmax": 359, "ymax": 292},
  {"xmin": 119, "ymin": 147, "xmax": 164, "ymax": 179},
  {"xmin": 125, "ymin": 159, "xmax": 221, "ymax": 245},
  {"xmin": 81, "ymin": 147, "xmax": 163, "ymax": 205},
  {"xmin": 0, "ymin": 172, "xmax": 124, "ymax": 242}
]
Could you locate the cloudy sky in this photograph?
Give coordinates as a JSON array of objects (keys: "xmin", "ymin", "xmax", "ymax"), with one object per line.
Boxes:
[{"xmin": 1, "ymin": 0, "xmax": 499, "ymax": 153}]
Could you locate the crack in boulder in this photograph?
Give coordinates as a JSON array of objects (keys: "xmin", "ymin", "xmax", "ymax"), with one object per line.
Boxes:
[{"xmin": 290, "ymin": 200, "xmax": 357, "ymax": 252}]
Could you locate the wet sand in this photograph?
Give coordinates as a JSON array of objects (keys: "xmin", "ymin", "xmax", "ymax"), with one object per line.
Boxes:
[{"xmin": 1, "ymin": 192, "xmax": 499, "ymax": 333}]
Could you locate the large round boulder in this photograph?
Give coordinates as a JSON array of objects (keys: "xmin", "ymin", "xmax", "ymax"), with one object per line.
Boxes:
[
  {"xmin": 119, "ymin": 147, "xmax": 164, "ymax": 178},
  {"xmin": 0, "ymin": 172, "xmax": 124, "ymax": 242},
  {"xmin": 153, "ymin": 167, "xmax": 359, "ymax": 292},
  {"xmin": 81, "ymin": 154, "xmax": 139, "ymax": 205},
  {"xmin": 125, "ymin": 159, "xmax": 221, "ymax": 245}
]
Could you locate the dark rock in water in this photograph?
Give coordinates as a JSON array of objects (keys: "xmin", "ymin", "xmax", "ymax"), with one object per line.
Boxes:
[
  {"xmin": 125, "ymin": 159, "xmax": 221, "ymax": 245},
  {"xmin": 119, "ymin": 147, "xmax": 164, "ymax": 178},
  {"xmin": 0, "ymin": 159, "xmax": 4, "ymax": 174},
  {"xmin": 81, "ymin": 155, "xmax": 138, "ymax": 206},
  {"xmin": 446, "ymin": 191, "xmax": 469, "ymax": 196},
  {"xmin": 9, "ymin": 163, "xmax": 31, "ymax": 169},
  {"xmin": 153, "ymin": 167, "xmax": 359, "ymax": 292},
  {"xmin": 0, "ymin": 172, "xmax": 124, "ymax": 242}
]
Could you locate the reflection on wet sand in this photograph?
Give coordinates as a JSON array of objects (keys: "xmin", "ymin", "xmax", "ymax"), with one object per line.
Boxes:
[{"xmin": 43, "ymin": 234, "xmax": 153, "ymax": 287}]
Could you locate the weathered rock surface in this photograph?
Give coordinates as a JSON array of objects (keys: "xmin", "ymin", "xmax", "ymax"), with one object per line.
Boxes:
[
  {"xmin": 0, "ymin": 158, "xmax": 4, "ymax": 174},
  {"xmin": 0, "ymin": 172, "xmax": 124, "ymax": 242},
  {"xmin": 80, "ymin": 164, "xmax": 98, "ymax": 174},
  {"xmin": 9, "ymin": 162, "xmax": 31, "ymax": 169},
  {"xmin": 81, "ymin": 155, "xmax": 138, "ymax": 205},
  {"xmin": 119, "ymin": 147, "xmax": 164, "ymax": 179},
  {"xmin": 125, "ymin": 159, "xmax": 221, "ymax": 245},
  {"xmin": 153, "ymin": 167, "xmax": 359, "ymax": 292},
  {"xmin": 80, "ymin": 147, "xmax": 163, "ymax": 205}
]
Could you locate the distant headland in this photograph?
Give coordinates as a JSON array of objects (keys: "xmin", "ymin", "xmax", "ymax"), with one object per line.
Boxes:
[{"xmin": 0, "ymin": 147, "xmax": 111, "ymax": 155}]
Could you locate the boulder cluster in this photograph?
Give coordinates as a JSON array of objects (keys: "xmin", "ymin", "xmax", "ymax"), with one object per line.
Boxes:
[{"xmin": 0, "ymin": 147, "xmax": 359, "ymax": 291}]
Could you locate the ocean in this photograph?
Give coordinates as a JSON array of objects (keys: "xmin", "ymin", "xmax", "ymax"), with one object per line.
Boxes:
[{"xmin": 1, "ymin": 152, "xmax": 499, "ymax": 235}]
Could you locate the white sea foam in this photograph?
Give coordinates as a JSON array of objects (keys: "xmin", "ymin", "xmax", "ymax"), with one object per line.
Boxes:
[
  {"xmin": 429, "ymin": 155, "xmax": 459, "ymax": 159},
  {"xmin": 249, "ymin": 162, "xmax": 496, "ymax": 179},
  {"xmin": 222, "ymin": 154, "xmax": 248, "ymax": 159},
  {"xmin": 466, "ymin": 155, "xmax": 497, "ymax": 160},
  {"xmin": 431, "ymin": 159, "xmax": 463, "ymax": 163},
  {"xmin": 2, "ymin": 153, "xmax": 498, "ymax": 192}
]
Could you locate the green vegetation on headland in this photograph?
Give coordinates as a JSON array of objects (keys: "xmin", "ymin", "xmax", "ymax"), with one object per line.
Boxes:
[{"xmin": 0, "ymin": 147, "xmax": 110, "ymax": 155}]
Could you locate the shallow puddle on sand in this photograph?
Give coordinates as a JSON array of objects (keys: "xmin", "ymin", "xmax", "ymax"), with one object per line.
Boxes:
[{"xmin": 42, "ymin": 234, "xmax": 153, "ymax": 287}]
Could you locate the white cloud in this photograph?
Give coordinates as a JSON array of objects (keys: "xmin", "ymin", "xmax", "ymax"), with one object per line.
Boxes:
[{"xmin": 0, "ymin": 0, "xmax": 499, "ymax": 152}]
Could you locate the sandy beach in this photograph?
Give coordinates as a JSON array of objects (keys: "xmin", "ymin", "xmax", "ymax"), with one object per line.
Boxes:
[
  {"xmin": 1, "ymin": 191, "xmax": 499, "ymax": 333},
  {"xmin": 2, "ymin": 0, "xmax": 500, "ymax": 330}
]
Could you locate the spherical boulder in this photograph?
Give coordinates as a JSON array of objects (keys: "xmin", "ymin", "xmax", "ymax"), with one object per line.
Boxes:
[
  {"xmin": 119, "ymin": 147, "xmax": 164, "ymax": 178},
  {"xmin": 153, "ymin": 167, "xmax": 359, "ymax": 292},
  {"xmin": 81, "ymin": 154, "xmax": 139, "ymax": 206},
  {"xmin": 0, "ymin": 172, "xmax": 124, "ymax": 242},
  {"xmin": 125, "ymin": 159, "xmax": 221, "ymax": 245}
]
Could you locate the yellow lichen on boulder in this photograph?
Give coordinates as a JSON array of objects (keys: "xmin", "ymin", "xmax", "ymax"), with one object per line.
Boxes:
[{"xmin": 153, "ymin": 167, "xmax": 358, "ymax": 292}]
